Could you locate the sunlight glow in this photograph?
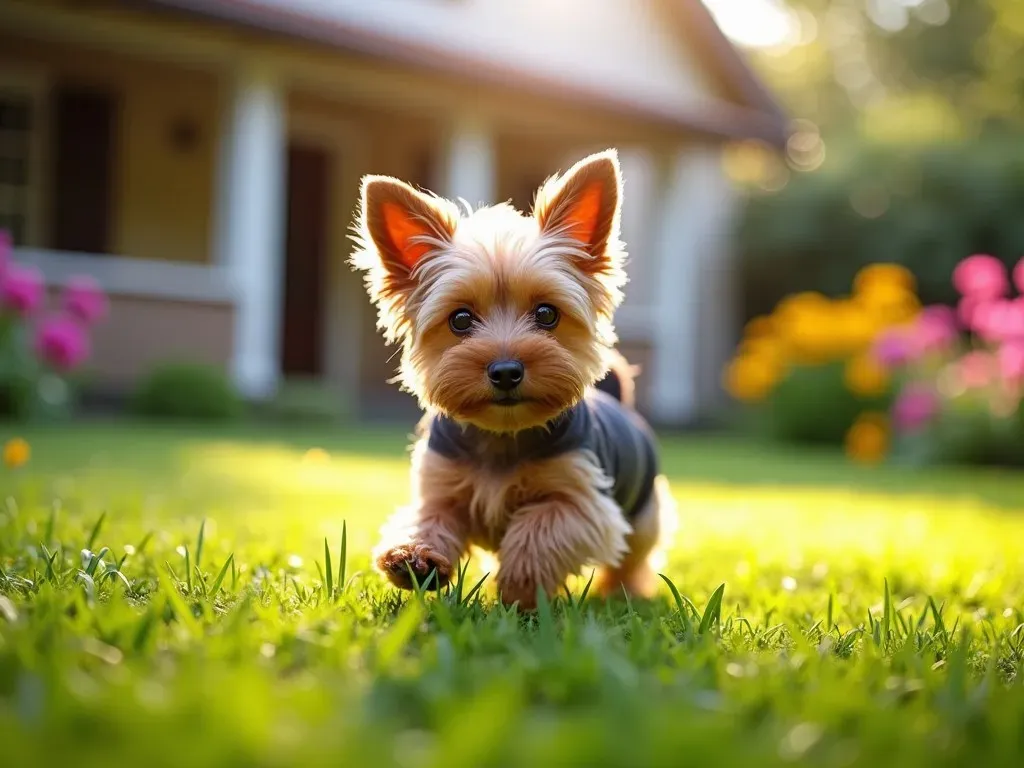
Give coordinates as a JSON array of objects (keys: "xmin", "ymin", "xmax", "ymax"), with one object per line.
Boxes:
[{"xmin": 702, "ymin": 0, "xmax": 796, "ymax": 49}]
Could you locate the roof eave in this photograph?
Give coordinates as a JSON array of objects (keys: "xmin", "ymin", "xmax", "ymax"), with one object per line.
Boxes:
[{"xmin": 127, "ymin": 0, "xmax": 789, "ymax": 147}]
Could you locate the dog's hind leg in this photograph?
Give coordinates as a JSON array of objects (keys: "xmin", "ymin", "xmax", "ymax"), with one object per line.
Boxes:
[{"xmin": 594, "ymin": 475, "xmax": 677, "ymax": 599}]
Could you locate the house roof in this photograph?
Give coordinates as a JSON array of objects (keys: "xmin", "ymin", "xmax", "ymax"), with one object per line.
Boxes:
[{"xmin": 131, "ymin": 0, "xmax": 789, "ymax": 147}]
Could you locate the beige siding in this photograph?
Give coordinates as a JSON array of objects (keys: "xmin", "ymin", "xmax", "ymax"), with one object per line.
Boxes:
[{"xmin": 42, "ymin": 288, "xmax": 233, "ymax": 390}]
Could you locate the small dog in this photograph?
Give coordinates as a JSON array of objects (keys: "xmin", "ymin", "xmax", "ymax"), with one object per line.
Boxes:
[{"xmin": 351, "ymin": 149, "xmax": 676, "ymax": 610}]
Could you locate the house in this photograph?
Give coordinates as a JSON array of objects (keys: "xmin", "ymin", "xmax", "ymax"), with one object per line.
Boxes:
[{"xmin": 0, "ymin": 0, "xmax": 787, "ymax": 425}]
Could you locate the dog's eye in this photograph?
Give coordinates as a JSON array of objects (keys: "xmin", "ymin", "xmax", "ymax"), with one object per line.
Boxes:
[
  {"xmin": 448, "ymin": 308, "xmax": 476, "ymax": 335},
  {"xmin": 533, "ymin": 304, "xmax": 560, "ymax": 329}
]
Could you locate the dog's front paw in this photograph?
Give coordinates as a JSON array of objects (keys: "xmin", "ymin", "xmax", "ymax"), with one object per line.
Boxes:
[
  {"xmin": 497, "ymin": 578, "xmax": 543, "ymax": 612},
  {"xmin": 376, "ymin": 543, "xmax": 452, "ymax": 590}
]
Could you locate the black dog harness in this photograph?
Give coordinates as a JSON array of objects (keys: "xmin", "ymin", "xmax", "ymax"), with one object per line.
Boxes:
[{"xmin": 426, "ymin": 388, "xmax": 659, "ymax": 519}]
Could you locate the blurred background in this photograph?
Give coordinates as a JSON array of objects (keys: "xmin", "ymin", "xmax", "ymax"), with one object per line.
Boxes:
[{"xmin": 1, "ymin": 0, "xmax": 1023, "ymax": 470}]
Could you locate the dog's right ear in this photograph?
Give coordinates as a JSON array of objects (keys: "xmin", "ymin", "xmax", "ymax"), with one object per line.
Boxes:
[
  {"xmin": 352, "ymin": 176, "xmax": 458, "ymax": 339},
  {"xmin": 358, "ymin": 176, "xmax": 457, "ymax": 276}
]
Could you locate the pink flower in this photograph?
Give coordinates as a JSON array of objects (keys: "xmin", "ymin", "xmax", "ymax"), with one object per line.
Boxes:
[
  {"xmin": 872, "ymin": 329, "xmax": 912, "ymax": 368},
  {"xmin": 62, "ymin": 275, "xmax": 108, "ymax": 325},
  {"xmin": 953, "ymin": 254, "xmax": 1009, "ymax": 300},
  {"xmin": 0, "ymin": 264, "xmax": 44, "ymax": 316},
  {"xmin": 971, "ymin": 299, "xmax": 1024, "ymax": 343},
  {"xmin": 1005, "ymin": 299, "xmax": 1024, "ymax": 340},
  {"xmin": 912, "ymin": 305, "xmax": 959, "ymax": 353},
  {"xmin": 891, "ymin": 384, "xmax": 938, "ymax": 432},
  {"xmin": 957, "ymin": 351, "xmax": 994, "ymax": 390},
  {"xmin": 958, "ymin": 295, "xmax": 982, "ymax": 331},
  {"xmin": 34, "ymin": 315, "xmax": 90, "ymax": 371},
  {"xmin": 1014, "ymin": 257, "xmax": 1024, "ymax": 295},
  {"xmin": 998, "ymin": 341, "xmax": 1024, "ymax": 384}
]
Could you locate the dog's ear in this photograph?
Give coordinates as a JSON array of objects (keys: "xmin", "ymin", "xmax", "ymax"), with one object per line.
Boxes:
[
  {"xmin": 352, "ymin": 176, "xmax": 459, "ymax": 340},
  {"xmin": 358, "ymin": 176, "xmax": 457, "ymax": 275},
  {"xmin": 533, "ymin": 150, "xmax": 622, "ymax": 272}
]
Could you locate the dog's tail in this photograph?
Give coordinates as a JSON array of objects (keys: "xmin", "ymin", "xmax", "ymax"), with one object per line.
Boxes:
[{"xmin": 594, "ymin": 348, "xmax": 639, "ymax": 409}]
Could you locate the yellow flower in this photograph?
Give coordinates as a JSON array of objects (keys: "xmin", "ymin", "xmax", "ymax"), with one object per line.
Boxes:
[
  {"xmin": 723, "ymin": 353, "xmax": 783, "ymax": 403},
  {"xmin": 844, "ymin": 354, "xmax": 891, "ymax": 398},
  {"xmin": 774, "ymin": 291, "xmax": 831, "ymax": 322},
  {"xmin": 302, "ymin": 447, "xmax": 330, "ymax": 465},
  {"xmin": 845, "ymin": 412, "xmax": 889, "ymax": 465},
  {"xmin": 738, "ymin": 335, "xmax": 787, "ymax": 366},
  {"xmin": 3, "ymin": 437, "xmax": 30, "ymax": 468},
  {"xmin": 854, "ymin": 263, "xmax": 916, "ymax": 295},
  {"xmin": 778, "ymin": 312, "xmax": 837, "ymax": 364},
  {"xmin": 742, "ymin": 315, "xmax": 775, "ymax": 341}
]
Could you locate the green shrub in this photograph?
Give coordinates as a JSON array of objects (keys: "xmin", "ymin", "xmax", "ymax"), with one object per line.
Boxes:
[
  {"xmin": 131, "ymin": 363, "xmax": 242, "ymax": 421},
  {"xmin": 752, "ymin": 362, "xmax": 893, "ymax": 446},
  {"xmin": 892, "ymin": 394, "xmax": 1024, "ymax": 469},
  {"xmin": 256, "ymin": 377, "xmax": 350, "ymax": 424},
  {"xmin": 739, "ymin": 140, "xmax": 1024, "ymax": 321}
]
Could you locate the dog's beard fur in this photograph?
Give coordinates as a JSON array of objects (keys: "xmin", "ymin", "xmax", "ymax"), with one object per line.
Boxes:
[{"xmin": 350, "ymin": 150, "xmax": 627, "ymax": 433}]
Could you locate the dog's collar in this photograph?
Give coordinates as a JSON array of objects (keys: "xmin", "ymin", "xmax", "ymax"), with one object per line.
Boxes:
[{"xmin": 426, "ymin": 404, "xmax": 588, "ymax": 470}]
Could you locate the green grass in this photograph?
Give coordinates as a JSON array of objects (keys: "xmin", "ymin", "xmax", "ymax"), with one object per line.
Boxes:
[{"xmin": 3, "ymin": 420, "xmax": 1024, "ymax": 767}]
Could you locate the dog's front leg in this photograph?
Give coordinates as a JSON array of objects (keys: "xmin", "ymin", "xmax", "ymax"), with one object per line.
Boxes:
[
  {"xmin": 496, "ymin": 491, "xmax": 630, "ymax": 611},
  {"xmin": 373, "ymin": 445, "xmax": 469, "ymax": 590}
]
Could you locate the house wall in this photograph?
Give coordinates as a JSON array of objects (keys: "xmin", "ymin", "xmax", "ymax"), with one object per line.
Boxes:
[{"xmin": 0, "ymin": 34, "xmax": 218, "ymax": 264}]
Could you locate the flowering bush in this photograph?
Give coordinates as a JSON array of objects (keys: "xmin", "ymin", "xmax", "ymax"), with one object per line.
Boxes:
[
  {"xmin": 0, "ymin": 230, "xmax": 107, "ymax": 420},
  {"xmin": 874, "ymin": 254, "xmax": 1024, "ymax": 467},
  {"xmin": 724, "ymin": 263, "xmax": 919, "ymax": 455}
]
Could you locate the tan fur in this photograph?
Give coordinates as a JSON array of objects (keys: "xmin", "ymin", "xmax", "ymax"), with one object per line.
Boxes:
[
  {"xmin": 594, "ymin": 475, "xmax": 677, "ymax": 599},
  {"xmin": 353, "ymin": 149, "xmax": 678, "ymax": 609}
]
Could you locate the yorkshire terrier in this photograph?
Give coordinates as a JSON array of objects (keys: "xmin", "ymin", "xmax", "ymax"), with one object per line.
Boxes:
[{"xmin": 351, "ymin": 149, "xmax": 676, "ymax": 610}]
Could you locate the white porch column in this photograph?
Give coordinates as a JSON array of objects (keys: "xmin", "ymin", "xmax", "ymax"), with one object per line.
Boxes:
[
  {"xmin": 441, "ymin": 115, "xmax": 496, "ymax": 207},
  {"xmin": 649, "ymin": 147, "xmax": 733, "ymax": 426},
  {"xmin": 215, "ymin": 65, "xmax": 286, "ymax": 399},
  {"xmin": 612, "ymin": 148, "xmax": 658, "ymax": 343}
]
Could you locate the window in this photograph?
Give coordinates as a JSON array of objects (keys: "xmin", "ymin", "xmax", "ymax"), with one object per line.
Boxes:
[{"xmin": 0, "ymin": 83, "xmax": 40, "ymax": 245}]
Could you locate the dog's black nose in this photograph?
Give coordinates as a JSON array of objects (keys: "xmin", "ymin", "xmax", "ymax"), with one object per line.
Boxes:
[{"xmin": 487, "ymin": 360, "xmax": 524, "ymax": 391}]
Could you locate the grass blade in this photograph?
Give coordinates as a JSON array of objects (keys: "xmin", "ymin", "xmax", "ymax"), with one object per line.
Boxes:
[
  {"xmin": 76, "ymin": 571, "xmax": 96, "ymax": 603},
  {"xmin": 577, "ymin": 570, "xmax": 596, "ymax": 606},
  {"xmin": 86, "ymin": 511, "xmax": 107, "ymax": 552},
  {"xmin": 44, "ymin": 503, "xmax": 57, "ymax": 545},
  {"xmin": 883, "ymin": 578, "xmax": 892, "ymax": 647},
  {"xmin": 460, "ymin": 572, "xmax": 489, "ymax": 607},
  {"xmin": 337, "ymin": 521, "xmax": 347, "ymax": 593},
  {"xmin": 158, "ymin": 569, "xmax": 200, "ymax": 639},
  {"xmin": 535, "ymin": 586, "xmax": 556, "ymax": 649},
  {"xmin": 324, "ymin": 538, "xmax": 334, "ymax": 599},
  {"xmin": 103, "ymin": 568, "xmax": 132, "ymax": 592},
  {"xmin": 195, "ymin": 519, "xmax": 206, "ymax": 572},
  {"xmin": 659, "ymin": 573, "xmax": 692, "ymax": 634},
  {"xmin": 698, "ymin": 583, "xmax": 726, "ymax": 635},
  {"xmin": 376, "ymin": 600, "xmax": 424, "ymax": 670},
  {"xmin": 454, "ymin": 559, "xmax": 470, "ymax": 605},
  {"xmin": 136, "ymin": 531, "xmax": 154, "ymax": 556},
  {"xmin": 929, "ymin": 596, "xmax": 947, "ymax": 638}
]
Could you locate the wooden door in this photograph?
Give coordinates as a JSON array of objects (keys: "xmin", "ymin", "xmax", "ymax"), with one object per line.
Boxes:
[{"xmin": 281, "ymin": 143, "xmax": 331, "ymax": 377}]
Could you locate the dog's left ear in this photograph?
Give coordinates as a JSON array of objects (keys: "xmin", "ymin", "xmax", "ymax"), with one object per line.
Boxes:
[{"xmin": 533, "ymin": 149, "xmax": 622, "ymax": 272}]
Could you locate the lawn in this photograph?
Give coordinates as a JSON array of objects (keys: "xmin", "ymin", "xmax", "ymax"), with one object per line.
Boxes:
[{"xmin": 2, "ymin": 420, "xmax": 1024, "ymax": 767}]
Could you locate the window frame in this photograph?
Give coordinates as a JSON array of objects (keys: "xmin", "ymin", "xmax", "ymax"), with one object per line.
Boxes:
[{"xmin": 0, "ymin": 66, "xmax": 49, "ymax": 248}]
